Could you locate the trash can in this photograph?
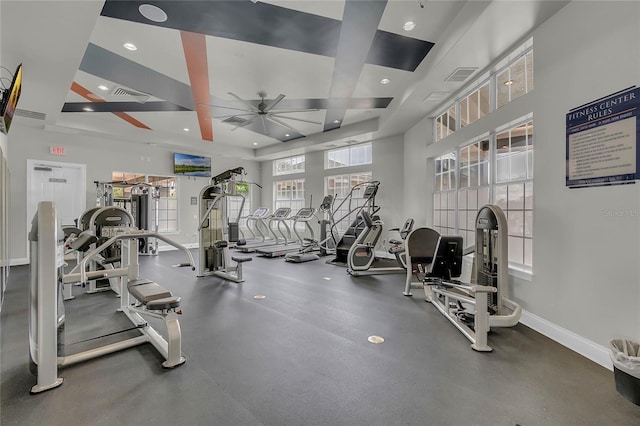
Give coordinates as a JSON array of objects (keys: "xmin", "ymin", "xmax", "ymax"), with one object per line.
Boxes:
[{"xmin": 610, "ymin": 339, "xmax": 640, "ymax": 406}]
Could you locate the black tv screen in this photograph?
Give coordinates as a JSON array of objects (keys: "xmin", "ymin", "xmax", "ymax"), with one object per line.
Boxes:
[
  {"xmin": 173, "ymin": 152, "xmax": 211, "ymax": 177},
  {"xmin": 0, "ymin": 63, "xmax": 22, "ymax": 135}
]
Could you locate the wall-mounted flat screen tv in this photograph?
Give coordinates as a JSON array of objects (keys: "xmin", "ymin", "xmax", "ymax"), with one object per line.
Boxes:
[
  {"xmin": 0, "ymin": 63, "xmax": 23, "ymax": 135},
  {"xmin": 173, "ymin": 152, "xmax": 211, "ymax": 177}
]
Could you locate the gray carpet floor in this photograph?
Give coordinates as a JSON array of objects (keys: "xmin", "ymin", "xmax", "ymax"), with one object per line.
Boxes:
[{"xmin": 2, "ymin": 249, "xmax": 639, "ymax": 425}]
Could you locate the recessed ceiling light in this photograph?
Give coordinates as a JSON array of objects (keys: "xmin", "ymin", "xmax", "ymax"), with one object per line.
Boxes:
[
  {"xmin": 253, "ymin": 142, "xmax": 258, "ymax": 146},
  {"xmin": 333, "ymin": 119, "xmax": 340, "ymax": 124},
  {"xmin": 403, "ymin": 21, "xmax": 416, "ymax": 31},
  {"xmin": 83, "ymin": 107, "xmax": 94, "ymax": 112},
  {"xmin": 139, "ymin": 4, "xmax": 168, "ymax": 22},
  {"xmin": 504, "ymin": 80, "xmax": 514, "ymax": 86},
  {"xmin": 284, "ymin": 133, "xmax": 290, "ymax": 137},
  {"xmin": 123, "ymin": 43, "xmax": 137, "ymax": 51},
  {"xmin": 380, "ymin": 78, "xmax": 391, "ymax": 85},
  {"xmin": 183, "ymin": 128, "xmax": 189, "ymax": 132},
  {"xmin": 98, "ymin": 85, "xmax": 109, "ymax": 91}
]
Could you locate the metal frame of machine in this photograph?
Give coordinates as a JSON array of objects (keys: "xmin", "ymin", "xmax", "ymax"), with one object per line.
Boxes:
[
  {"xmin": 29, "ymin": 202, "xmax": 195, "ymax": 394},
  {"xmin": 403, "ymin": 205, "xmax": 522, "ymax": 352}
]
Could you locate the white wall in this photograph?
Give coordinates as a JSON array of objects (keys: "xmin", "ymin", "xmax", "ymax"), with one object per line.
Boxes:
[
  {"xmin": 260, "ymin": 135, "xmax": 406, "ymax": 244},
  {"xmin": 520, "ymin": 1, "xmax": 640, "ymax": 351},
  {"xmin": 404, "ymin": 1, "xmax": 640, "ymax": 364},
  {"xmin": 7, "ymin": 124, "xmax": 261, "ymax": 262},
  {"xmin": 403, "ymin": 117, "xmax": 431, "ymax": 226}
]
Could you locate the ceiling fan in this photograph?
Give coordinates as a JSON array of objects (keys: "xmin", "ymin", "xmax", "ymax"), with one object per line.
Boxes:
[{"xmin": 211, "ymin": 91, "xmax": 321, "ymax": 136}]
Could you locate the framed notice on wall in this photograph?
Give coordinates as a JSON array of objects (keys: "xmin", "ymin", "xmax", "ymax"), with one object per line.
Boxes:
[{"xmin": 566, "ymin": 86, "xmax": 639, "ymax": 188}]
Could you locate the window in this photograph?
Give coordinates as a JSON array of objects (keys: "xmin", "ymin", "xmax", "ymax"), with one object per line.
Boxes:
[
  {"xmin": 227, "ymin": 181, "xmax": 251, "ymax": 224},
  {"xmin": 434, "ymin": 45, "xmax": 533, "ymax": 142},
  {"xmin": 434, "ymin": 105, "xmax": 457, "ymax": 142},
  {"xmin": 497, "ymin": 50, "xmax": 533, "ymax": 109},
  {"xmin": 431, "ymin": 119, "xmax": 534, "ymax": 269},
  {"xmin": 148, "ymin": 175, "xmax": 178, "ymax": 233},
  {"xmin": 457, "ymin": 139, "xmax": 490, "ymax": 247},
  {"xmin": 325, "ymin": 143, "xmax": 372, "ymax": 169},
  {"xmin": 460, "ymin": 82, "xmax": 490, "ymax": 128},
  {"xmin": 433, "ymin": 153, "xmax": 456, "ymax": 235},
  {"xmin": 273, "ymin": 155, "xmax": 305, "ymax": 176},
  {"xmin": 494, "ymin": 121, "xmax": 534, "ymax": 268},
  {"xmin": 273, "ymin": 179, "xmax": 305, "ymax": 212},
  {"xmin": 326, "ymin": 172, "xmax": 372, "ymax": 234}
]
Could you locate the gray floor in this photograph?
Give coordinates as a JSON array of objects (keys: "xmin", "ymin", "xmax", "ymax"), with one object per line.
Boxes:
[{"xmin": 2, "ymin": 249, "xmax": 639, "ymax": 426}]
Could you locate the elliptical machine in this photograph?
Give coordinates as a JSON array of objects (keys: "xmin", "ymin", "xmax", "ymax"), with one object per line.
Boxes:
[
  {"xmin": 284, "ymin": 195, "xmax": 334, "ymax": 263},
  {"xmin": 346, "ymin": 212, "xmax": 414, "ymax": 276}
]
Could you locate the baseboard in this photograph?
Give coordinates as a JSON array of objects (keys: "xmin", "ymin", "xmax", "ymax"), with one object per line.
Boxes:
[
  {"xmin": 520, "ymin": 310, "xmax": 612, "ymax": 370},
  {"xmin": 10, "ymin": 257, "xmax": 28, "ymax": 266}
]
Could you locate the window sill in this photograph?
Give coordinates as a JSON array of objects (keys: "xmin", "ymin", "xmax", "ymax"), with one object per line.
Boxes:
[{"xmin": 509, "ymin": 265, "xmax": 533, "ymax": 281}]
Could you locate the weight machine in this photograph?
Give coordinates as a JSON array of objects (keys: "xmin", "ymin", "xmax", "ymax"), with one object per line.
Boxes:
[
  {"xmin": 62, "ymin": 206, "xmax": 135, "ymax": 299},
  {"xmin": 93, "ymin": 180, "xmax": 160, "ymax": 255},
  {"xmin": 198, "ymin": 168, "xmax": 252, "ymax": 282},
  {"xmin": 28, "ymin": 201, "xmax": 195, "ymax": 394},
  {"xmin": 403, "ymin": 205, "xmax": 522, "ymax": 352}
]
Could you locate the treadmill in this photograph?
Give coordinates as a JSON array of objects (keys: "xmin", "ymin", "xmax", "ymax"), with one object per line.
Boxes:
[
  {"xmin": 236, "ymin": 207, "xmax": 291, "ymax": 253},
  {"xmin": 256, "ymin": 207, "xmax": 316, "ymax": 258},
  {"xmin": 240, "ymin": 207, "xmax": 270, "ymax": 245}
]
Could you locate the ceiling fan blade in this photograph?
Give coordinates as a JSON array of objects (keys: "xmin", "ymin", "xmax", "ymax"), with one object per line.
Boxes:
[
  {"xmin": 269, "ymin": 113, "xmax": 322, "ymax": 125},
  {"xmin": 212, "ymin": 113, "xmax": 256, "ymax": 119},
  {"xmin": 227, "ymin": 92, "xmax": 259, "ymax": 112},
  {"xmin": 266, "ymin": 115, "xmax": 300, "ymax": 134},
  {"xmin": 205, "ymin": 104, "xmax": 254, "ymax": 113},
  {"xmin": 230, "ymin": 116, "xmax": 256, "ymax": 131},
  {"xmin": 269, "ymin": 108, "xmax": 320, "ymax": 114},
  {"xmin": 263, "ymin": 94, "xmax": 285, "ymax": 113},
  {"xmin": 259, "ymin": 115, "xmax": 269, "ymax": 135}
]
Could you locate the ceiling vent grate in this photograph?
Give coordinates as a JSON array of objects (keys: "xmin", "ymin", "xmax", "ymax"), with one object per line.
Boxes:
[
  {"xmin": 423, "ymin": 92, "xmax": 450, "ymax": 102},
  {"xmin": 15, "ymin": 108, "xmax": 46, "ymax": 120},
  {"xmin": 222, "ymin": 116, "xmax": 248, "ymax": 124},
  {"xmin": 110, "ymin": 86, "xmax": 150, "ymax": 103},
  {"xmin": 445, "ymin": 67, "xmax": 478, "ymax": 82}
]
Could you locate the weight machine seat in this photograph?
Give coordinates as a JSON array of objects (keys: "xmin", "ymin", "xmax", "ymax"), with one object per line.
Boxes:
[
  {"xmin": 405, "ymin": 227, "xmax": 441, "ymax": 273},
  {"xmin": 127, "ymin": 279, "xmax": 180, "ymax": 309},
  {"xmin": 231, "ymin": 256, "xmax": 252, "ymax": 263},
  {"xmin": 147, "ymin": 297, "xmax": 182, "ymax": 310}
]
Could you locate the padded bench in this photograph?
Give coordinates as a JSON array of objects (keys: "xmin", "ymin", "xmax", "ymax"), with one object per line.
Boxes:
[{"xmin": 127, "ymin": 278, "xmax": 181, "ymax": 310}]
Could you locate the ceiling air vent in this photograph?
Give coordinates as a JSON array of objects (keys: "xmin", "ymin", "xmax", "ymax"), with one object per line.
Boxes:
[
  {"xmin": 445, "ymin": 67, "xmax": 478, "ymax": 83},
  {"xmin": 423, "ymin": 92, "xmax": 450, "ymax": 102},
  {"xmin": 15, "ymin": 108, "xmax": 46, "ymax": 120},
  {"xmin": 222, "ymin": 116, "xmax": 248, "ymax": 124},
  {"xmin": 110, "ymin": 86, "xmax": 150, "ymax": 103}
]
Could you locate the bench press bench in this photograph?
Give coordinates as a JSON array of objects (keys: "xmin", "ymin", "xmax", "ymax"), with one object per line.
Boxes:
[
  {"xmin": 127, "ymin": 279, "xmax": 182, "ymax": 310},
  {"xmin": 124, "ymin": 278, "xmax": 186, "ymax": 368}
]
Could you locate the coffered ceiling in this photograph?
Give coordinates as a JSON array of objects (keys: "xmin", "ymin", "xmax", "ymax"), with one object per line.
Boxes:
[{"xmin": 1, "ymin": 1, "xmax": 569, "ymax": 159}]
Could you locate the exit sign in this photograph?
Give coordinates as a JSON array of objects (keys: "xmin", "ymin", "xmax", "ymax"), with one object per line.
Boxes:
[{"xmin": 50, "ymin": 146, "xmax": 65, "ymax": 156}]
